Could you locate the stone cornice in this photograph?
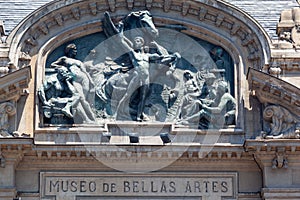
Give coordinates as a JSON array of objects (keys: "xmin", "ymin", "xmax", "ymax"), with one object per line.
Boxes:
[
  {"xmin": 32, "ymin": 144, "xmax": 246, "ymax": 160},
  {"xmin": 0, "ymin": 66, "xmax": 31, "ymax": 102},
  {"xmin": 5, "ymin": 0, "xmax": 270, "ymax": 69},
  {"xmin": 0, "ymin": 138, "xmax": 247, "ymax": 160},
  {"xmin": 245, "ymin": 139, "xmax": 300, "ymax": 153},
  {"xmin": 245, "ymin": 139, "xmax": 300, "ymax": 169},
  {"xmin": 247, "ymin": 67, "xmax": 300, "ymax": 116},
  {"xmin": 262, "ymin": 188, "xmax": 300, "ymax": 199}
]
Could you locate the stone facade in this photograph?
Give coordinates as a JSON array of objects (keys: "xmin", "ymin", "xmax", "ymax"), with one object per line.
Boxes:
[{"xmin": 0, "ymin": 0, "xmax": 299, "ymax": 200}]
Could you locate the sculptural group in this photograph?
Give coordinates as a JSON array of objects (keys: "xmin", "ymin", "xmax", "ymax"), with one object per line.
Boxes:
[{"xmin": 38, "ymin": 10, "xmax": 236, "ymax": 129}]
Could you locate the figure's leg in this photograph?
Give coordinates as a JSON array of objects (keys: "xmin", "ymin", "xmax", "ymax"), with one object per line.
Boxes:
[
  {"xmin": 176, "ymin": 101, "xmax": 204, "ymax": 125},
  {"xmin": 136, "ymin": 83, "xmax": 150, "ymax": 121},
  {"xmin": 80, "ymin": 98, "xmax": 96, "ymax": 121},
  {"xmin": 74, "ymin": 103, "xmax": 94, "ymax": 124},
  {"xmin": 115, "ymin": 71, "xmax": 139, "ymax": 119},
  {"xmin": 61, "ymin": 101, "xmax": 73, "ymax": 118},
  {"xmin": 72, "ymin": 82, "xmax": 85, "ymax": 98}
]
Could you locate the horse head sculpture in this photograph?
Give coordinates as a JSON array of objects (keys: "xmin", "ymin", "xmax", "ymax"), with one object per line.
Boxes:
[
  {"xmin": 122, "ymin": 10, "xmax": 159, "ymax": 39},
  {"xmin": 103, "ymin": 10, "xmax": 159, "ymax": 41}
]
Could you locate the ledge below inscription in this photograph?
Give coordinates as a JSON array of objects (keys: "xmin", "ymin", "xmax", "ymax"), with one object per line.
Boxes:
[{"xmin": 40, "ymin": 172, "xmax": 237, "ymax": 200}]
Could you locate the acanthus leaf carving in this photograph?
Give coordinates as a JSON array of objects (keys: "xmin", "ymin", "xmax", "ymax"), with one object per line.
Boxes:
[
  {"xmin": 0, "ymin": 102, "xmax": 16, "ymax": 137},
  {"xmin": 248, "ymin": 68, "xmax": 300, "ymax": 139},
  {"xmin": 263, "ymin": 105, "xmax": 300, "ymax": 139}
]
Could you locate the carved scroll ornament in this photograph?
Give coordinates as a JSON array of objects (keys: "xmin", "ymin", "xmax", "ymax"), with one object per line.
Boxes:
[
  {"xmin": 0, "ymin": 102, "xmax": 16, "ymax": 137},
  {"xmin": 248, "ymin": 68, "xmax": 300, "ymax": 139},
  {"xmin": 263, "ymin": 105, "xmax": 300, "ymax": 139}
]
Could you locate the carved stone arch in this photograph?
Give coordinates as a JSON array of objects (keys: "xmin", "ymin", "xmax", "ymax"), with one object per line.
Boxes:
[
  {"xmin": 6, "ymin": 0, "xmax": 271, "ymax": 69},
  {"xmin": 4, "ymin": 0, "xmax": 271, "ymax": 131}
]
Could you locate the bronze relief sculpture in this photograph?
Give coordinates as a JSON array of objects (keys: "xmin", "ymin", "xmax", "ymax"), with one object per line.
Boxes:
[{"xmin": 39, "ymin": 10, "xmax": 236, "ymax": 129}]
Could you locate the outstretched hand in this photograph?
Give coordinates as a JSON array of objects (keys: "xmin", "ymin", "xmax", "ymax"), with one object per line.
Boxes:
[
  {"xmin": 118, "ymin": 22, "xmax": 124, "ymax": 37},
  {"xmin": 173, "ymin": 52, "xmax": 181, "ymax": 59}
]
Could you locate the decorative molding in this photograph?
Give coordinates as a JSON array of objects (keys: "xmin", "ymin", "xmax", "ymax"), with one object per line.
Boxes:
[
  {"xmin": 262, "ymin": 188, "xmax": 300, "ymax": 200},
  {"xmin": 38, "ymin": 22, "xmax": 49, "ymax": 35},
  {"xmin": 0, "ymin": 102, "xmax": 16, "ymax": 137},
  {"xmin": 263, "ymin": 105, "xmax": 300, "ymax": 139},
  {"xmin": 0, "ymin": 66, "xmax": 31, "ymax": 102},
  {"xmin": 108, "ymin": 0, "xmax": 116, "ymax": 12},
  {"xmin": 276, "ymin": 8, "xmax": 300, "ymax": 48},
  {"xmin": 89, "ymin": 2, "xmax": 98, "ymax": 16},
  {"xmin": 0, "ymin": 152, "xmax": 5, "ymax": 167},
  {"xmin": 4, "ymin": 0, "xmax": 269, "ymax": 71},
  {"xmin": 182, "ymin": 2, "xmax": 190, "ymax": 16},
  {"xmin": 54, "ymin": 13, "xmax": 64, "ymax": 26},
  {"xmin": 215, "ymin": 14, "xmax": 224, "ymax": 27},
  {"xmin": 145, "ymin": 0, "xmax": 153, "ymax": 9},
  {"xmin": 245, "ymin": 139, "xmax": 300, "ymax": 175},
  {"xmin": 247, "ymin": 68, "xmax": 300, "ymax": 116},
  {"xmin": 71, "ymin": 7, "xmax": 81, "ymax": 20},
  {"xmin": 0, "ymin": 20, "xmax": 5, "ymax": 37},
  {"xmin": 0, "ymin": 139, "xmax": 245, "ymax": 160},
  {"xmin": 247, "ymin": 68, "xmax": 300, "ymax": 139},
  {"xmin": 272, "ymin": 147, "xmax": 288, "ymax": 169},
  {"xmin": 164, "ymin": 0, "xmax": 172, "ymax": 12},
  {"xmin": 198, "ymin": 7, "xmax": 208, "ymax": 21},
  {"xmin": 30, "ymin": 149, "xmax": 246, "ymax": 161},
  {"xmin": 245, "ymin": 139, "xmax": 300, "ymax": 153},
  {"xmin": 126, "ymin": 0, "xmax": 134, "ymax": 10}
]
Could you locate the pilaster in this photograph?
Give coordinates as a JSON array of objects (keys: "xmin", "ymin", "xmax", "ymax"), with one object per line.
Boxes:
[
  {"xmin": 245, "ymin": 139, "xmax": 300, "ymax": 200},
  {"xmin": 0, "ymin": 139, "xmax": 31, "ymax": 199}
]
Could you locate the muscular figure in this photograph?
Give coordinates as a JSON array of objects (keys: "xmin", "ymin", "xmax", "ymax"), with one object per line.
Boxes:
[
  {"xmin": 177, "ymin": 81, "xmax": 236, "ymax": 128},
  {"xmin": 39, "ymin": 67, "xmax": 95, "ymax": 124},
  {"xmin": 51, "ymin": 43, "xmax": 95, "ymax": 103},
  {"xmin": 116, "ymin": 26, "xmax": 181, "ymax": 121}
]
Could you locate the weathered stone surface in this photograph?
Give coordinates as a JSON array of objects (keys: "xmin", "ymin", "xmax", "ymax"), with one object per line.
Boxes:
[
  {"xmin": 40, "ymin": 172, "xmax": 237, "ymax": 200},
  {"xmin": 0, "ymin": 1, "xmax": 300, "ymax": 200}
]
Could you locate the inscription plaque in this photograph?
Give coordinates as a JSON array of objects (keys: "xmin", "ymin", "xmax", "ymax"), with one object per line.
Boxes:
[{"xmin": 40, "ymin": 172, "xmax": 237, "ymax": 200}]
